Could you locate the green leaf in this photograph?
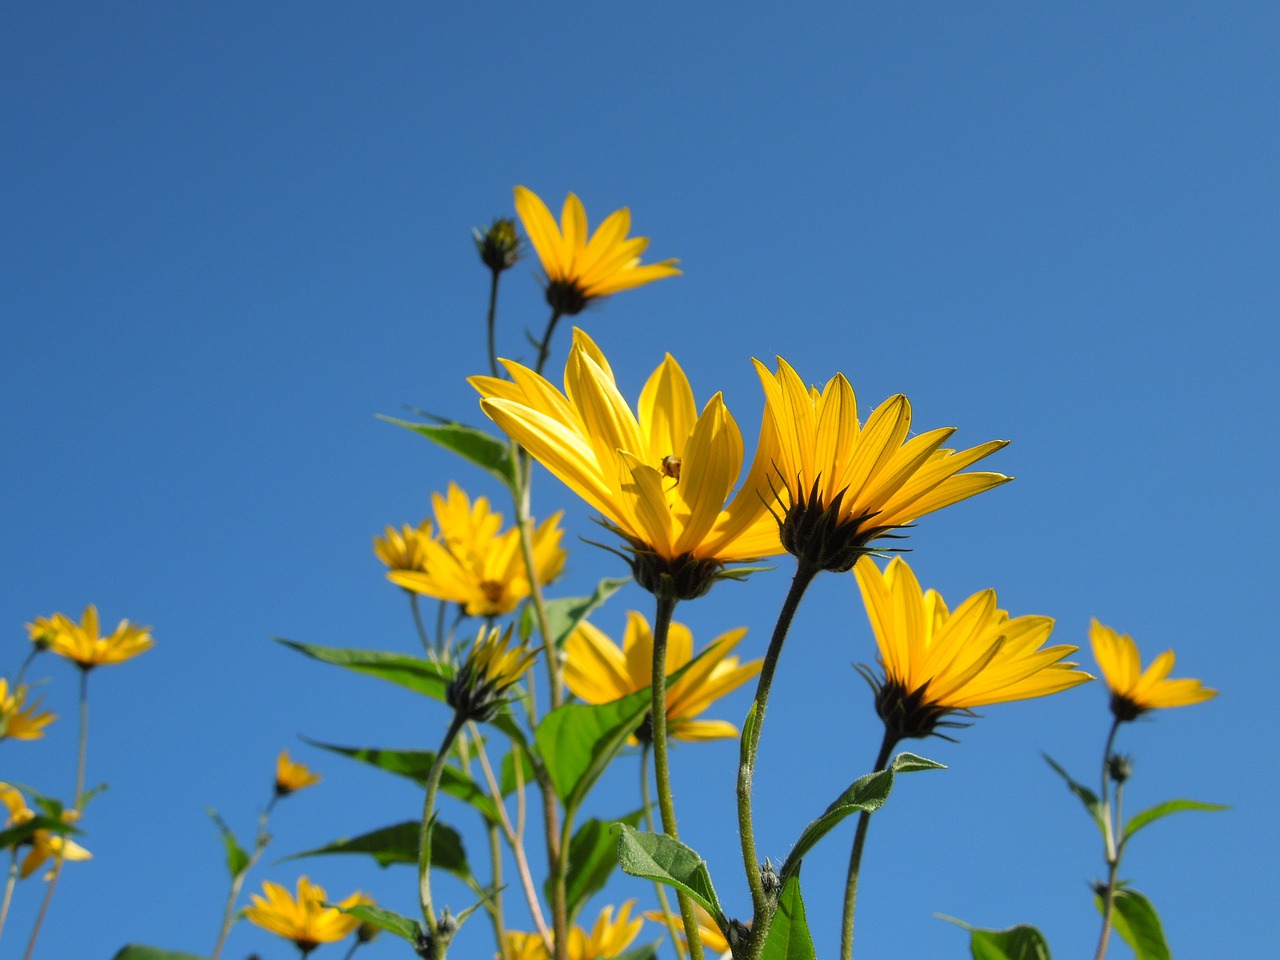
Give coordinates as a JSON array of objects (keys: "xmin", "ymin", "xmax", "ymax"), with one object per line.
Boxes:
[
  {"xmin": 780, "ymin": 752, "xmax": 944, "ymax": 878},
  {"xmin": 554, "ymin": 810, "xmax": 644, "ymax": 924},
  {"xmin": 275, "ymin": 639, "xmax": 453, "ymax": 700},
  {"xmin": 536, "ymin": 686, "xmax": 652, "ymax": 811},
  {"xmin": 500, "ymin": 745, "xmax": 538, "ymax": 796},
  {"xmin": 206, "ymin": 808, "xmax": 250, "ymax": 878},
  {"xmin": 1122, "ymin": 798, "xmax": 1228, "ymax": 845},
  {"xmin": 286, "ymin": 820, "xmax": 470, "ymax": 877},
  {"xmin": 613, "ymin": 824, "xmax": 723, "ymax": 924},
  {"xmin": 0, "ymin": 815, "xmax": 78, "ymax": 851},
  {"xmin": 111, "ymin": 947, "xmax": 210, "ymax": 960},
  {"xmin": 1097, "ymin": 889, "xmax": 1169, "ymax": 960},
  {"xmin": 1042, "ymin": 753, "xmax": 1104, "ymax": 830},
  {"xmin": 613, "ymin": 942, "xmax": 661, "ymax": 960},
  {"xmin": 379, "ymin": 415, "xmax": 518, "ymax": 493},
  {"xmin": 335, "ymin": 904, "xmax": 423, "ymax": 944},
  {"xmin": 740, "ymin": 702, "xmax": 757, "ymax": 767},
  {"xmin": 541, "ymin": 578, "xmax": 630, "ymax": 649},
  {"xmin": 304, "ymin": 739, "xmax": 500, "ymax": 823},
  {"xmin": 940, "ymin": 918, "xmax": 1052, "ymax": 960},
  {"xmin": 761, "ymin": 874, "xmax": 815, "ymax": 960}
]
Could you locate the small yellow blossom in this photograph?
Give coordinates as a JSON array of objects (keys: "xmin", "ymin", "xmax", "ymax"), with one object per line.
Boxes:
[
  {"xmin": 0, "ymin": 678, "xmax": 56, "ymax": 741},
  {"xmin": 447, "ymin": 627, "xmax": 537, "ymax": 722},
  {"xmin": 1090, "ymin": 619, "xmax": 1217, "ymax": 721},
  {"xmin": 507, "ymin": 901, "xmax": 643, "ymax": 960},
  {"xmin": 28, "ymin": 605, "xmax": 153, "ymax": 669},
  {"xmin": 1, "ymin": 784, "xmax": 92, "ymax": 880},
  {"xmin": 373, "ymin": 519, "xmax": 433, "ymax": 573},
  {"xmin": 645, "ymin": 902, "xmax": 730, "ymax": 956},
  {"xmin": 515, "ymin": 186, "xmax": 679, "ymax": 315},
  {"xmin": 275, "ymin": 750, "xmax": 322, "ymax": 796},
  {"xmin": 565, "ymin": 612, "xmax": 759, "ymax": 741},
  {"xmin": 245, "ymin": 876, "xmax": 371, "ymax": 952}
]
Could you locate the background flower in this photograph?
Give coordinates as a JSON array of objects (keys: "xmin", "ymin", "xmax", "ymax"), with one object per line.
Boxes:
[{"xmin": 1090, "ymin": 619, "xmax": 1217, "ymax": 721}]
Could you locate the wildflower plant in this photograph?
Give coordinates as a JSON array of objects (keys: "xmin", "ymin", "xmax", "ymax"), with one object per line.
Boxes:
[{"xmin": 11, "ymin": 185, "xmax": 1224, "ymax": 960}]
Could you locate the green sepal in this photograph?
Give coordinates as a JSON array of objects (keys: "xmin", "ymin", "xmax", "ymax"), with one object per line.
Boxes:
[
  {"xmin": 780, "ymin": 752, "xmax": 944, "ymax": 879},
  {"xmin": 1122, "ymin": 798, "xmax": 1228, "ymax": 845},
  {"xmin": 206, "ymin": 808, "xmax": 250, "ymax": 878},
  {"xmin": 612, "ymin": 823, "xmax": 724, "ymax": 927},
  {"xmin": 334, "ymin": 903, "xmax": 423, "ymax": 944},
  {"xmin": 379, "ymin": 414, "xmax": 519, "ymax": 494},
  {"xmin": 1042, "ymin": 753, "xmax": 1104, "ymax": 831},
  {"xmin": 285, "ymin": 819, "xmax": 470, "ymax": 877},
  {"xmin": 940, "ymin": 917, "xmax": 1053, "ymax": 960},
  {"xmin": 111, "ymin": 947, "xmax": 211, "ymax": 960},
  {"xmin": 1095, "ymin": 888, "xmax": 1169, "ymax": 960},
  {"xmin": 552, "ymin": 810, "xmax": 644, "ymax": 925},
  {"xmin": 761, "ymin": 873, "xmax": 815, "ymax": 960}
]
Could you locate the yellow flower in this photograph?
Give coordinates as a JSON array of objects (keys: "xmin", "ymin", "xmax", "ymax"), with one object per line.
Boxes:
[
  {"xmin": 644, "ymin": 902, "xmax": 731, "ymax": 956},
  {"xmin": 245, "ymin": 876, "xmax": 371, "ymax": 952},
  {"xmin": 28, "ymin": 605, "xmax": 153, "ymax": 669},
  {"xmin": 1, "ymin": 785, "xmax": 92, "ymax": 880},
  {"xmin": 373, "ymin": 519, "xmax": 434, "ymax": 573},
  {"xmin": 854, "ymin": 557, "xmax": 1093, "ymax": 741},
  {"xmin": 472, "ymin": 329, "xmax": 782, "ymax": 599},
  {"xmin": 565, "ymin": 611, "xmax": 760, "ymax": 741},
  {"xmin": 752, "ymin": 358, "xmax": 1011, "ymax": 571},
  {"xmin": 1089, "ymin": 619, "xmax": 1217, "ymax": 721},
  {"xmin": 387, "ymin": 484, "xmax": 566, "ymax": 617},
  {"xmin": 447, "ymin": 627, "xmax": 538, "ymax": 722},
  {"xmin": 507, "ymin": 901, "xmax": 643, "ymax": 960},
  {"xmin": 514, "ymin": 185, "xmax": 680, "ymax": 316},
  {"xmin": 0, "ymin": 678, "xmax": 56, "ymax": 741},
  {"xmin": 275, "ymin": 750, "xmax": 322, "ymax": 796}
]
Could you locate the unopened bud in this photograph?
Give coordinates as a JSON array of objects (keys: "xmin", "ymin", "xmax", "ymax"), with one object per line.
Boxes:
[
  {"xmin": 760, "ymin": 858, "xmax": 781, "ymax": 898},
  {"xmin": 1107, "ymin": 753, "xmax": 1133, "ymax": 784},
  {"xmin": 474, "ymin": 218, "xmax": 521, "ymax": 273}
]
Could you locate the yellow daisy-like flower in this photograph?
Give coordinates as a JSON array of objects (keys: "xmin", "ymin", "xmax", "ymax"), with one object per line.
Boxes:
[
  {"xmin": 752, "ymin": 357, "xmax": 1011, "ymax": 571},
  {"xmin": 515, "ymin": 185, "xmax": 680, "ymax": 316},
  {"xmin": 275, "ymin": 750, "xmax": 322, "ymax": 796},
  {"xmin": 387, "ymin": 484, "xmax": 566, "ymax": 617},
  {"xmin": 373, "ymin": 519, "xmax": 434, "ymax": 573},
  {"xmin": 446, "ymin": 626, "xmax": 538, "ymax": 722},
  {"xmin": 1, "ymin": 785, "xmax": 92, "ymax": 880},
  {"xmin": 0, "ymin": 678, "xmax": 56, "ymax": 741},
  {"xmin": 507, "ymin": 901, "xmax": 644, "ymax": 960},
  {"xmin": 244, "ymin": 876, "xmax": 371, "ymax": 953},
  {"xmin": 28, "ymin": 605, "xmax": 153, "ymax": 669},
  {"xmin": 565, "ymin": 611, "xmax": 760, "ymax": 742},
  {"xmin": 1089, "ymin": 619, "xmax": 1217, "ymax": 722},
  {"xmin": 645, "ymin": 902, "xmax": 731, "ymax": 957},
  {"xmin": 472, "ymin": 329, "xmax": 782, "ymax": 599},
  {"xmin": 854, "ymin": 557, "xmax": 1093, "ymax": 741}
]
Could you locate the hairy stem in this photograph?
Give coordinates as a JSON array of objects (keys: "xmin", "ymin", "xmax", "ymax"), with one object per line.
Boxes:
[
  {"xmin": 420, "ymin": 713, "xmax": 468, "ymax": 928},
  {"xmin": 641, "ymin": 744, "xmax": 688, "ymax": 960}
]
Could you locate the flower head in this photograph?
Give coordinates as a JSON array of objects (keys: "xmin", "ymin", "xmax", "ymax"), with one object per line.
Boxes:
[
  {"xmin": 507, "ymin": 901, "xmax": 643, "ymax": 960},
  {"xmin": 1089, "ymin": 619, "xmax": 1216, "ymax": 722},
  {"xmin": 373, "ymin": 519, "xmax": 434, "ymax": 573},
  {"xmin": 515, "ymin": 186, "xmax": 679, "ymax": 316},
  {"xmin": 0, "ymin": 679, "xmax": 56, "ymax": 741},
  {"xmin": 752, "ymin": 358, "xmax": 1010, "ymax": 571},
  {"xmin": 387, "ymin": 484, "xmax": 566, "ymax": 617},
  {"xmin": 472, "ymin": 329, "xmax": 782, "ymax": 599},
  {"xmin": 1, "ymin": 785, "xmax": 92, "ymax": 880},
  {"xmin": 245, "ymin": 876, "xmax": 371, "ymax": 953},
  {"xmin": 275, "ymin": 750, "xmax": 322, "ymax": 796},
  {"xmin": 565, "ymin": 611, "xmax": 760, "ymax": 742},
  {"xmin": 447, "ymin": 627, "xmax": 537, "ymax": 722},
  {"xmin": 854, "ymin": 557, "xmax": 1093, "ymax": 742},
  {"xmin": 28, "ymin": 605, "xmax": 153, "ymax": 669}
]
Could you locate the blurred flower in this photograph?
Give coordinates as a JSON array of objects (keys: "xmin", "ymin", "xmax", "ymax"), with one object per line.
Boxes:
[
  {"xmin": 474, "ymin": 216, "xmax": 522, "ymax": 273},
  {"xmin": 0, "ymin": 678, "xmax": 56, "ymax": 741},
  {"xmin": 446, "ymin": 627, "xmax": 537, "ymax": 722},
  {"xmin": 373, "ymin": 519, "xmax": 434, "ymax": 573},
  {"xmin": 752, "ymin": 358, "xmax": 1010, "ymax": 571},
  {"xmin": 28, "ymin": 605, "xmax": 153, "ymax": 669},
  {"xmin": 387, "ymin": 484, "xmax": 566, "ymax": 617},
  {"xmin": 507, "ymin": 901, "xmax": 643, "ymax": 960},
  {"xmin": 1089, "ymin": 619, "xmax": 1217, "ymax": 722},
  {"xmin": 472, "ymin": 329, "xmax": 781, "ymax": 599},
  {"xmin": 1, "ymin": 784, "xmax": 92, "ymax": 880},
  {"xmin": 644, "ymin": 902, "xmax": 730, "ymax": 957},
  {"xmin": 565, "ymin": 611, "xmax": 759, "ymax": 742},
  {"xmin": 514, "ymin": 186, "xmax": 679, "ymax": 316},
  {"xmin": 854, "ymin": 557, "xmax": 1093, "ymax": 742},
  {"xmin": 244, "ymin": 876, "xmax": 371, "ymax": 953},
  {"xmin": 274, "ymin": 750, "xmax": 322, "ymax": 796}
]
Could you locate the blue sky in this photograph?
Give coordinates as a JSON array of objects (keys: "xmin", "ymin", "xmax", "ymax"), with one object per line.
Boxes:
[{"xmin": 2, "ymin": 3, "xmax": 1276, "ymax": 957}]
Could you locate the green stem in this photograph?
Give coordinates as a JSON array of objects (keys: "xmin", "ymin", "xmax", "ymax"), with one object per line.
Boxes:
[
  {"xmin": 486, "ymin": 269, "xmax": 503, "ymax": 379},
  {"xmin": 739, "ymin": 561, "xmax": 819, "ymax": 960},
  {"xmin": 211, "ymin": 795, "xmax": 277, "ymax": 960},
  {"xmin": 1092, "ymin": 716, "xmax": 1125, "ymax": 960},
  {"xmin": 14, "ymin": 648, "xmax": 39, "ymax": 687},
  {"xmin": 410, "ymin": 593, "xmax": 434, "ymax": 658},
  {"xmin": 340, "ymin": 939, "xmax": 362, "ymax": 960},
  {"xmin": 839, "ymin": 729, "xmax": 898, "ymax": 960},
  {"xmin": 533, "ymin": 309, "xmax": 564, "ymax": 377},
  {"xmin": 640, "ymin": 745, "xmax": 688, "ymax": 960},
  {"xmin": 420, "ymin": 713, "xmax": 468, "ymax": 928},
  {"xmin": 0, "ymin": 854, "xmax": 17, "ymax": 946},
  {"xmin": 651, "ymin": 584, "xmax": 705, "ymax": 960},
  {"xmin": 486, "ymin": 820, "xmax": 509, "ymax": 960}
]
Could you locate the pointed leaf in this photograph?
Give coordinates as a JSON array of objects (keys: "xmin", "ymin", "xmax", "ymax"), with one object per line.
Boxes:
[
  {"xmin": 276, "ymin": 639, "xmax": 452, "ymax": 701},
  {"xmin": 1097, "ymin": 888, "xmax": 1169, "ymax": 960},
  {"xmin": 379, "ymin": 415, "xmax": 518, "ymax": 493},
  {"xmin": 1122, "ymin": 799, "xmax": 1228, "ymax": 845},
  {"xmin": 542, "ymin": 577, "xmax": 630, "ymax": 649},
  {"xmin": 613, "ymin": 824, "xmax": 723, "ymax": 924},
  {"xmin": 761, "ymin": 874, "xmax": 815, "ymax": 960},
  {"xmin": 536, "ymin": 687, "xmax": 651, "ymax": 811},
  {"xmin": 335, "ymin": 904, "xmax": 423, "ymax": 944},
  {"xmin": 111, "ymin": 948, "xmax": 210, "ymax": 960},
  {"xmin": 553, "ymin": 810, "xmax": 644, "ymax": 924},
  {"xmin": 940, "ymin": 918, "xmax": 1052, "ymax": 960},
  {"xmin": 1042, "ymin": 753, "xmax": 1104, "ymax": 830},
  {"xmin": 0, "ymin": 815, "xmax": 78, "ymax": 851},
  {"xmin": 780, "ymin": 752, "xmax": 944, "ymax": 879},
  {"xmin": 286, "ymin": 820, "xmax": 470, "ymax": 878},
  {"xmin": 613, "ymin": 942, "xmax": 662, "ymax": 960},
  {"xmin": 206, "ymin": 808, "xmax": 250, "ymax": 878}
]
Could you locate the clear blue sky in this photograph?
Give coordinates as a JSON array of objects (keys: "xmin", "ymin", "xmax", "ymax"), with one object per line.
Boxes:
[{"xmin": 3, "ymin": 3, "xmax": 1276, "ymax": 957}]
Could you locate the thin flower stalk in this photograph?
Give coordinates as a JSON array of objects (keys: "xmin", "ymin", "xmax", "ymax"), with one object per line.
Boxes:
[
  {"xmin": 419, "ymin": 712, "xmax": 468, "ymax": 933},
  {"xmin": 1092, "ymin": 716, "xmax": 1124, "ymax": 960},
  {"xmin": 839, "ymin": 729, "xmax": 898, "ymax": 960},
  {"xmin": 640, "ymin": 744, "xmax": 688, "ymax": 960},
  {"xmin": 210, "ymin": 796, "xmax": 278, "ymax": 960},
  {"xmin": 0, "ymin": 855, "xmax": 17, "ymax": 945}
]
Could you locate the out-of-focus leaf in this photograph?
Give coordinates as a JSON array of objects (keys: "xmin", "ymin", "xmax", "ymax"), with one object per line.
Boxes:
[
  {"xmin": 613, "ymin": 941, "xmax": 661, "ymax": 960},
  {"xmin": 553, "ymin": 810, "xmax": 644, "ymax": 924},
  {"xmin": 541, "ymin": 578, "xmax": 630, "ymax": 649},
  {"xmin": 335, "ymin": 904, "xmax": 423, "ymax": 944},
  {"xmin": 276, "ymin": 639, "xmax": 453, "ymax": 701},
  {"xmin": 111, "ymin": 947, "xmax": 210, "ymax": 960},
  {"xmin": 286, "ymin": 820, "xmax": 470, "ymax": 878},
  {"xmin": 940, "ymin": 917, "xmax": 1052, "ymax": 960},
  {"xmin": 379, "ymin": 415, "xmax": 518, "ymax": 493},
  {"xmin": 0, "ymin": 815, "xmax": 77, "ymax": 850},
  {"xmin": 613, "ymin": 824, "xmax": 723, "ymax": 924},
  {"xmin": 1042, "ymin": 753, "xmax": 1104, "ymax": 831},
  {"xmin": 500, "ymin": 745, "xmax": 537, "ymax": 796},
  {"xmin": 206, "ymin": 808, "xmax": 250, "ymax": 878},
  {"xmin": 761, "ymin": 874, "xmax": 815, "ymax": 960},
  {"xmin": 1122, "ymin": 798, "xmax": 1228, "ymax": 845},
  {"xmin": 1097, "ymin": 888, "xmax": 1169, "ymax": 960}
]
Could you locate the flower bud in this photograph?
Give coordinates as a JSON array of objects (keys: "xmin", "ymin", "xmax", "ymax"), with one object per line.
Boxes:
[{"xmin": 474, "ymin": 218, "xmax": 521, "ymax": 273}]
